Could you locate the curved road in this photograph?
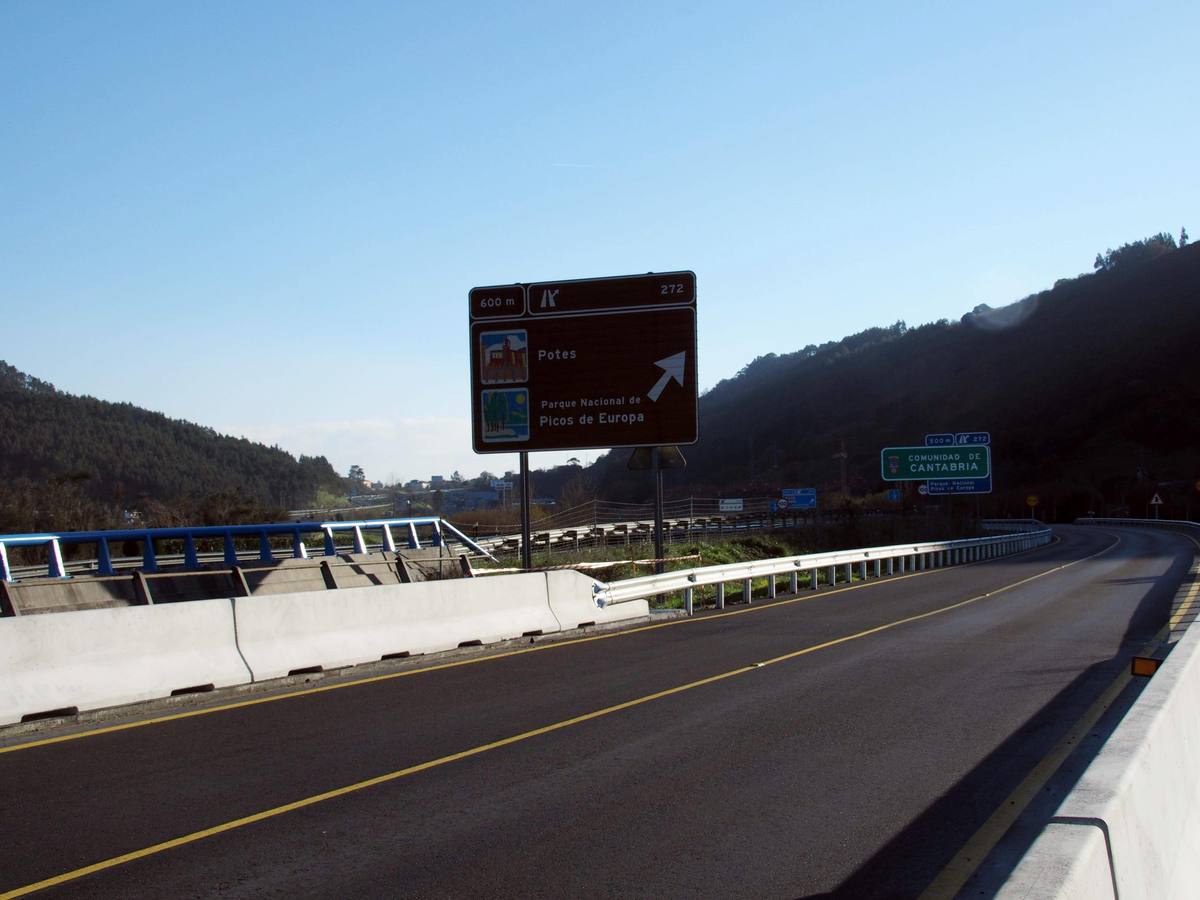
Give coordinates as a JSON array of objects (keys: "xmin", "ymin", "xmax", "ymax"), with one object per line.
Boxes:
[{"xmin": 0, "ymin": 525, "xmax": 1193, "ymax": 898}]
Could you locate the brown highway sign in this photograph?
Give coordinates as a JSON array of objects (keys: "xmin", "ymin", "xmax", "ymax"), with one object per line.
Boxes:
[{"xmin": 469, "ymin": 271, "xmax": 698, "ymax": 453}]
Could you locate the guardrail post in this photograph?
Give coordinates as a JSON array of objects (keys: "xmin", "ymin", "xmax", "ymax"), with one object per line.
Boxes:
[
  {"xmin": 859, "ymin": 561, "xmax": 868, "ymax": 581},
  {"xmin": 743, "ymin": 577, "xmax": 753, "ymax": 604},
  {"xmin": 715, "ymin": 582, "xmax": 725, "ymax": 609},
  {"xmin": 259, "ymin": 532, "xmax": 273, "ymax": 561},
  {"xmin": 141, "ymin": 536, "xmax": 158, "ymax": 573},
  {"xmin": 407, "ymin": 522, "xmax": 420, "ymax": 549},
  {"xmin": 97, "ymin": 538, "xmax": 114, "ymax": 576},
  {"xmin": 810, "ymin": 567, "xmax": 819, "ymax": 589},
  {"xmin": 899, "ymin": 556, "xmax": 906, "ymax": 573},
  {"xmin": 48, "ymin": 539, "xmax": 67, "ymax": 578},
  {"xmin": 0, "ymin": 543, "xmax": 10, "ymax": 583},
  {"xmin": 844, "ymin": 563, "xmax": 852, "ymax": 584},
  {"xmin": 323, "ymin": 528, "xmax": 337, "ymax": 556},
  {"xmin": 887, "ymin": 557, "xmax": 894, "ymax": 576},
  {"xmin": 225, "ymin": 532, "xmax": 240, "ymax": 565},
  {"xmin": 0, "ymin": 578, "xmax": 15, "ymax": 615},
  {"xmin": 381, "ymin": 524, "xmax": 396, "ymax": 553},
  {"xmin": 183, "ymin": 535, "xmax": 199, "ymax": 569},
  {"xmin": 352, "ymin": 526, "xmax": 367, "ymax": 554},
  {"xmin": 790, "ymin": 571, "xmax": 798, "ymax": 593},
  {"xmin": 827, "ymin": 565, "xmax": 837, "ymax": 586},
  {"xmin": 684, "ymin": 587, "xmax": 694, "ymax": 615},
  {"xmin": 768, "ymin": 574, "xmax": 776, "ymax": 599},
  {"xmin": 292, "ymin": 529, "xmax": 307, "ymax": 559}
]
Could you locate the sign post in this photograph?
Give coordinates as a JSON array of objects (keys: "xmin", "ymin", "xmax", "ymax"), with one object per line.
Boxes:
[
  {"xmin": 520, "ymin": 454, "xmax": 532, "ymax": 569},
  {"xmin": 652, "ymin": 447, "xmax": 665, "ymax": 577},
  {"xmin": 471, "ymin": 272, "xmax": 698, "ymax": 568}
]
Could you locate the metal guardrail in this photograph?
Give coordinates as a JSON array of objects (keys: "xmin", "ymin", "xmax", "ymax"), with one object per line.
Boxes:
[
  {"xmin": 472, "ymin": 513, "xmax": 867, "ymax": 556},
  {"xmin": 981, "ymin": 518, "xmax": 1046, "ymax": 533},
  {"xmin": 597, "ymin": 528, "xmax": 1053, "ymax": 614},
  {"xmin": 1075, "ymin": 517, "xmax": 1198, "ymax": 533},
  {"xmin": 0, "ymin": 518, "xmax": 492, "ymax": 583},
  {"xmin": 472, "ymin": 515, "xmax": 1046, "ymax": 557}
]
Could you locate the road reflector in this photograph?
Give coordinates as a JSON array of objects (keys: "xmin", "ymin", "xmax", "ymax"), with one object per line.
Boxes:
[{"xmin": 1131, "ymin": 656, "xmax": 1162, "ymax": 677}]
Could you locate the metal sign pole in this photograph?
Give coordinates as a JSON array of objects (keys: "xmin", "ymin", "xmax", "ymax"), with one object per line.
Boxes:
[
  {"xmin": 520, "ymin": 451, "xmax": 532, "ymax": 570},
  {"xmin": 652, "ymin": 447, "xmax": 665, "ymax": 575}
]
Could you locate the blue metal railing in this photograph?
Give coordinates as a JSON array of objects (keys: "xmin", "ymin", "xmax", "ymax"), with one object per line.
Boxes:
[{"xmin": 0, "ymin": 517, "xmax": 492, "ymax": 582}]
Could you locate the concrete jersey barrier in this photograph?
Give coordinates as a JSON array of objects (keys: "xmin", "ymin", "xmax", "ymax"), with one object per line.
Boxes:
[
  {"xmin": 0, "ymin": 598, "xmax": 250, "ymax": 726},
  {"xmin": 997, "ymin": 618, "xmax": 1200, "ymax": 898},
  {"xmin": 545, "ymin": 569, "xmax": 650, "ymax": 629},
  {"xmin": 232, "ymin": 573, "xmax": 566, "ymax": 681}
]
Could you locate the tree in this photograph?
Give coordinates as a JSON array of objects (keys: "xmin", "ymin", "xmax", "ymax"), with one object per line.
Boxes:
[
  {"xmin": 1093, "ymin": 232, "xmax": 1176, "ymax": 272},
  {"xmin": 451, "ymin": 470, "xmax": 464, "ymax": 483},
  {"xmin": 348, "ymin": 464, "xmax": 364, "ymax": 482},
  {"xmin": 1182, "ymin": 226, "xmax": 1190, "ymax": 247}
]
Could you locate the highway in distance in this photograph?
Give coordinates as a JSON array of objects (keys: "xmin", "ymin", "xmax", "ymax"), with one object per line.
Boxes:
[{"xmin": 0, "ymin": 525, "xmax": 1192, "ymax": 898}]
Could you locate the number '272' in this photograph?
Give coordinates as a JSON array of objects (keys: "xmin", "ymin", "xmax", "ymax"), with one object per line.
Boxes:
[{"xmin": 660, "ymin": 283, "xmax": 686, "ymax": 295}]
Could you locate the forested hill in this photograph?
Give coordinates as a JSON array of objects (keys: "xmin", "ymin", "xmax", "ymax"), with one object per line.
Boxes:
[
  {"xmin": 0, "ymin": 363, "xmax": 345, "ymax": 531},
  {"xmin": 594, "ymin": 235, "xmax": 1200, "ymax": 520}
]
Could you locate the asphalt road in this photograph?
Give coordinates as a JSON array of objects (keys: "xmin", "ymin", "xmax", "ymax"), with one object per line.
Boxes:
[{"xmin": 0, "ymin": 525, "xmax": 1193, "ymax": 899}]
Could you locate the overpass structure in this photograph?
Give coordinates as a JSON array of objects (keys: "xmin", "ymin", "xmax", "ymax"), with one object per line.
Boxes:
[{"xmin": 0, "ymin": 520, "xmax": 1196, "ymax": 896}]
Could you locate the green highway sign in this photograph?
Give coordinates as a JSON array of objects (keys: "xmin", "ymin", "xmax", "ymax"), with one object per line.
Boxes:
[{"xmin": 881, "ymin": 446, "xmax": 991, "ymax": 481}]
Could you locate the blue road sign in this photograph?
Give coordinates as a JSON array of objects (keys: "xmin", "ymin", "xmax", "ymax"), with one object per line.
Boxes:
[
  {"xmin": 954, "ymin": 431, "xmax": 991, "ymax": 445},
  {"xmin": 781, "ymin": 487, "xmax": 818, "ymax": 509},
  {"xmin": 926, "ymin": 431, "xmax": 990, "ymax": 447},
  {"xmin": 925, "ymin": 476, "xmax": 992, "ymax": 495},
  {"xmin": 887, "ymin": 489, "xmax": 902, "ymax": 502}
]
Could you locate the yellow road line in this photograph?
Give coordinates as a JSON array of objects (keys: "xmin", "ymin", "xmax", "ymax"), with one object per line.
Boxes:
[
  {"xmin": 1, "ymin": 540, "xmax": 1110, "ymax": 899},
  {"xmin": 920, "ymin": 633, "xmax": 1158, "ymax": 899},
  {"xmin": 920, "ymin": 531, "xmax": 1193, "ymax": 898},
  {"xmin": 0, "ymin": 550, "xmax": 1011, "ymax": 756}
]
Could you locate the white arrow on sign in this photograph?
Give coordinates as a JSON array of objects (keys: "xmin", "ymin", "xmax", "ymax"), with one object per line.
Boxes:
[
  {"xmin": 647, "ymin": 351, "xmax": 686, "ymax": 402},
  {"xmin": 1151, "ymin": 493, "xmax": 1164, "ymax": 505}
]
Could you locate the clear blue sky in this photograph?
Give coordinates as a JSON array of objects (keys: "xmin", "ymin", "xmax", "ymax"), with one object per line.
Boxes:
[{"xmin": 3, "ymin": 1, "xmax": 1196, "ymax": 483}]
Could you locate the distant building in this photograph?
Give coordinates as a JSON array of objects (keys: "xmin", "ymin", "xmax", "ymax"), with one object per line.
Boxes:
[
  {"xmin": 430, "ymin": 475, "xmax": 445, "ymax": 484},
  {"xmin": 443, "ymin": 490, "xmax": 501, "ymax": 513}
]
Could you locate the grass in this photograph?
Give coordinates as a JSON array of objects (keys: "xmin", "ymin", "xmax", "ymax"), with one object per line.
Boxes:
[{"xmin": 474, "ymin": 514, "xmax": 979, "ymax": 611}]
